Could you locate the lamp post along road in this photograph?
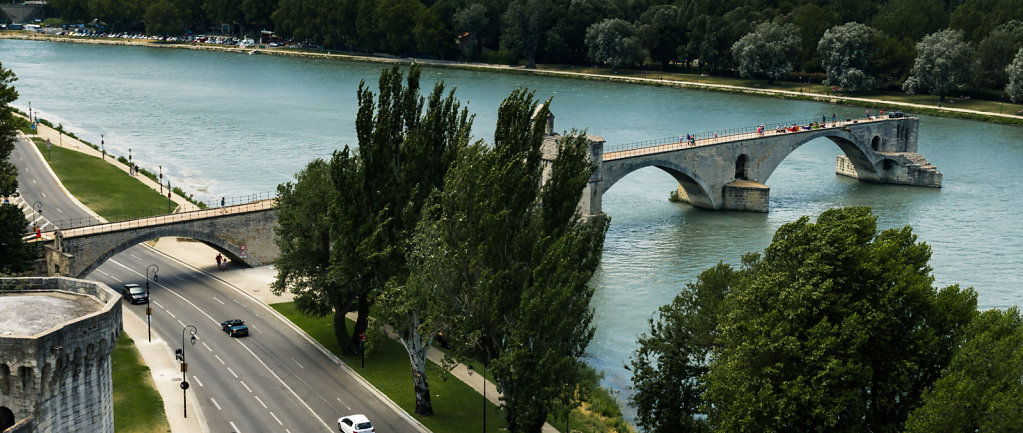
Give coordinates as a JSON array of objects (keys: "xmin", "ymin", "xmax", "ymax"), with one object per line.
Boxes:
[
  {"xmin": 178, "ymin": 325, "xmax": 197, "ymax": 418},
  {"xmin": 467, "ymin": 363, "xmax": 486, "ymax": 432},
  {"xmin": 146, "ymin": 264, "xmax": 159, "ymax": 342}
]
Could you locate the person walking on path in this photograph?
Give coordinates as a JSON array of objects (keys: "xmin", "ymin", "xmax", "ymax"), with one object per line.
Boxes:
[
  {"xmin": 221, "ymin": 197, "xmax": 225, "ymax": 207},
  {"xmin": 216, "ymin": 253, "xmax": 222, "ymax": 269}
]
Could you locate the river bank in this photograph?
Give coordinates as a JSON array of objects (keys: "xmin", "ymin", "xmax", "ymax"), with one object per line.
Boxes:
[{"xmin": 4, "ymin": 31, "xmax": 1022, "ymax": 127}]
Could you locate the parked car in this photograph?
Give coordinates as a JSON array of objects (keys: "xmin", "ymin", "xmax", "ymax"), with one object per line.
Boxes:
[
  {"xmin": 121, "ymin": 283, "xmax": 148, "ymax": 304},
  {"xmin": 337, "ymin": 414, "xmax": 374, "ymax": 433},
  {"xmin": 220, "ymin": 319, "xmax": 249, "ymax": 337}
]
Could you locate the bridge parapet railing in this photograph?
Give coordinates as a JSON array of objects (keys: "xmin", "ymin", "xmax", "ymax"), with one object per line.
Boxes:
[
  {"xmin": 603, "ymin": 113, "xmax": 906, "ymax": 159},
  {"xmin": 48, "ymin": 192, "xmax": 277, "ymax": 237}
]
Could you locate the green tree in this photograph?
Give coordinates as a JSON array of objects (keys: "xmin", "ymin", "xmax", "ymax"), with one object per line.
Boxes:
[
  {"xmin": 949, "ymin": 0, "xmax": 1023, "ymax": 42},
  {"xmin": 415, "ymin": 90, "xmax": 609, "ymax": 432},
  {"xmin": 702, "ymin": 207, "xmax": 978, "ymax": 433},
  {"xmin": 790, "ymin": 4, "xmax": 840, "ymax": 72},
  {"xmin": 731, "ymin": 22, "xmax": 801, "ymax": 82},
  {"xmin": 637, "ymin": 4, "xmax": 690, "ymax": 69},
  {"xmin": 144, "ymin": 0, "xmax": 183, "ymax": 37},
  {"xmin": 546, "ymin": 0, "xmax": 616, "ymax": 65},
  {"xmin": 627, "ymin": 263, "xmax": 734, "ymax": 433},
  {"xmin": 974, "ymin": 20, "xmax": 1023, "ymax": 90},
  {"xmin": 903, "ymin": 29, "xmax": 975, "ymax": 101},
  {"xmin": 376, "ymin": 0, "xmax": 423, "ymax": 55},
  {"xmin": 1007, "ymin": 47, "xmax": 1023, "ymax": 102},
  {"xmin": 452, "ymin": 3, "xmax": 489, "ymax": 59},
  {"xmin": 501, "ymin": 0, "xmax": 558, "ymax": 68},
  {"xmin": 905, "ymin": 307, "xmax": 1023, "ymax": 433},
  {"xmin": 584, "ymin": 18, "xmax": 645, "ymax": 69},
  {"xmin": 872, "ymin": 0, "xmax": 948, "ymax": 42},
  {"xmin": 0, "ymin": 63, "xmax": 32, "ymax": 274},
  {"xmin": 818, "ymin": 22, "xmax": 881, "ymax": 91},
  {"xmin": 88, "ymin": 0, "xmax": 145, "ymax": 31}
]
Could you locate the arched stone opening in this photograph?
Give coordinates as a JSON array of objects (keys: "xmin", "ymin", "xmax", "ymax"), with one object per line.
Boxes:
[
  {"xmin": 735, "ymin": 154, "xmax": 749, "ymax": 180},
  {"xmin": 871, "ymin": 135, "xmax": 881, "ymax": 151},
  {"xmin": 0, "ymin": 406, "xmax": 15, "ymax": 431},
  {"xmin": 882, "ymin": 159, "xmax": 898, "ymax": 171}
]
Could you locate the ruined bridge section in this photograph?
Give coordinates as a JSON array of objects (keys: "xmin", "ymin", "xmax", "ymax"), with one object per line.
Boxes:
[
  {"xmin": 543, "ymin": 115, "xmax": 941, "ymax": 215},
  {"xmin": 39, "ymin": 201, "xmax": 278, "ymax": 278}
]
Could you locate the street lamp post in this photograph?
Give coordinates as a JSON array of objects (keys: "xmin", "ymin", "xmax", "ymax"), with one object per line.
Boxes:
[
  {"xmin": 166, "ymin": 181, "xmax": 172, "ymax": 212},
  {"xmin": 101, "ymin": 134, "xmax": 105, "ymax": 160},
  {"xmin": 159, "ymin": 165, "xmax": 163, "ymax": 194},
  {"xmin": 177, "ymin": 325, "xmax": 197, "ymax": 418},
  {"xmin": 146, "ymin": 264, "xmax": 159, "ymax": 342},
  {"xmin": 467, "ymin": 363, "xmax": 486, "ymax": 432}
]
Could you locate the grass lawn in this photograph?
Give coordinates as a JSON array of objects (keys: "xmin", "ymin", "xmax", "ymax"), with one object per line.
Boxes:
[
  {"xmin": 112, "ymin": 332, "xmax": 171, "ymax": 433},
  {"xmin": 32, "ymin": 138, "xmax": 176, "ymax": 220},
  {"xmin": 272, "ymin": 302, "xmax": 509, "ymax": 432}
]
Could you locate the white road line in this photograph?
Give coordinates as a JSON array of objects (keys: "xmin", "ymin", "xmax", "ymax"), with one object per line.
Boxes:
[
  {"xmin": 229, "ymin": 421, "xmax": 239, "ymax": 432},
  {"xmin": 213, "ymin": 296, "xmax": 225, "ymax": 305},
  {"xmin": 240, "ymin": 381, "xmax": 252, "ymax": 393},
  {"xmin": 167, "ymin": 311, "xmax": 176, "ymax": 319},
  {"xmin": 254, "ymin": 395, "xmax": 267, "ymax": 409},
  {"xmin": 177, "ymin": 319, "xmax": 185, "ymax": 328},
  {"xmin": 152, "ymin": 300, "xmax": 164, "ymax": 308},
  {"xmin": 233, "ymin": 339, "xmax": 334, "ymax": 431},
  {"xmin": 109, "ymin": 258, "xmax": 220, "ymax": 324},
  {"xmin": 193, "ymin": 376, "xmax": 204, "ymax": 387},
  {"xmin": 214, "ymin": 354, "xmax": 225, "ymax": 365},
  {"xmin": 211, "ymin": 398, "xmax": 222, "ymax": 410},
  {"xmin": 55, "ymin": 207, "xmax": 63, "ymax": 214},
  {"xmin": 31, "ymin": 179, "xmax": 35, "ymax": 184},
  {"xmin": 40, "ymin": 191, "xmax": 45, "ymax": 197},
  {"xmin": 202, "ymin": 342, "xmax": 212, "ymax": 352},
  {"xmin": 336, "ymin": 397, "xmax": 351, "ymax": 411},
  {"xmin": 109, "ymin": 274, "xmax": 122, "ymax": 282},
  {"xmin": 97, "ymin": 270, "xmax": 110, "ymax": 277},
  {"xmin": 293, "ymin": 359, "xmax": 304, "ymax": 369},
  {"xmin": 130, "ymin": 253, "xmax": 142, "ymax": 261},
  {"xmin": 227, "ymin": 367, "xmax": 238, "ymax": 378},
  {"xmin": 270, "ymin": 411, "xmax": 283, "ymax": 425}
]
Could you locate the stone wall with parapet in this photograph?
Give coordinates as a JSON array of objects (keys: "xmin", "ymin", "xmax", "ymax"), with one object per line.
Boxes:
[{"xmin": 0, "ymin": 277, "xmax": 122, "ymax": 433}]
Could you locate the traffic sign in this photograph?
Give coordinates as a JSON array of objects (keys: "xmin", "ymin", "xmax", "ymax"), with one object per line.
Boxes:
[{"xmin": 180, "ymin": 362, "xmax": 188, "ymax": 373}]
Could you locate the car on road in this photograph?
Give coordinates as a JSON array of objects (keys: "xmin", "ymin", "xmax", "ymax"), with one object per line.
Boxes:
[
  {"xmin": 220, "ymin": 319, "xmax": 249, "ymax": 337},
  {"xmin": 338, "ymin": 414, "xmax": 374, "ymax": 433},
  {"xmin": 121, "ymin": 283, "xmax": 148, "ymax": 304}
]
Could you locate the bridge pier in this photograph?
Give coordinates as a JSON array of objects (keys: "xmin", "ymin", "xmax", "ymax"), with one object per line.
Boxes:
[{"xmin": 836, "ymin": 153, "xmax": 942, "ymax": 187}]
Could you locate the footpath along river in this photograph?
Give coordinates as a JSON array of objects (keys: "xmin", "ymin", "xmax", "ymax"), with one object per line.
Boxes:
[{"xmin": 3, "ymin": 38, "xmax": 1022, "ymax": 417}]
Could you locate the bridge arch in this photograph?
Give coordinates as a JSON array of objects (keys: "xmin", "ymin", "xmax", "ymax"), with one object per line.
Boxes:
[
  {"xmin": 735, "ymin": 154, "xmax": 749, "ymax": 180},
  {"xmin": 73, "ymin": 226, "xmax": 259, "ymax": 278},
  {"xmin": 601, "ymin": 157, "xmax": 717, "ymax": 209},
  {"xmin": 753, "ymin": 129, "xmax": 882, "ymax": 185}
]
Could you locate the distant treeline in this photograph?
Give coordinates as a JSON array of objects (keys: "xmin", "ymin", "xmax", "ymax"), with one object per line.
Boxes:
[{"xmin": 40, "ymin": 0, "xmax": 1023, "ymax": 97}]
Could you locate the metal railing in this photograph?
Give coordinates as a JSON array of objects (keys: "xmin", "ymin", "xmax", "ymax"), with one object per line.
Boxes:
[
  {"xmin": 47, "ymin": 192, "xmax": 277, "ymax": 237},
  {"xmin": 603, "ymin": 114, "xmax": 906, "ymax": 160}
]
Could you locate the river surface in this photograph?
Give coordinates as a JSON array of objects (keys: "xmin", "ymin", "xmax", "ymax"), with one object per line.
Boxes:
[{"xmin": 3, "ymin": 39, "xmax": 1022, "ymax": 420}]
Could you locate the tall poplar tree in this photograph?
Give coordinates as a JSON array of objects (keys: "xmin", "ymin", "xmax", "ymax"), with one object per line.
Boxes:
[
  {"xmin": 410, "ymin": 90, "xmax": 609, "ymax": 432},
  {"xmin": 0, "ymin": 62, "xmax": 33, "ymax": 274}
]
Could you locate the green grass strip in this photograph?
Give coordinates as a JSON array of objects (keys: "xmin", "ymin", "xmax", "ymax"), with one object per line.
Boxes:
[
  {"xmin": 271, "ymin": 302, "xmax": 509, "ymax": 433},
  {"xmin": 112, "ymin": 331, "xmax": 171, "ymax": 433},
  {"xmin": 32, "ymin": 138, "xmax": 176, "ymax": 220}
]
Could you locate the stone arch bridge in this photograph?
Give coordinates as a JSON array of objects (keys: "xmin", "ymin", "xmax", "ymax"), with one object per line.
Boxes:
[
  {"xmin": 35, "ymin": 200, "xmax": 278, "ymax": 278},
  {"xmin": 545, "ymin": 115, "xmax": 941, "ymax": 215}
]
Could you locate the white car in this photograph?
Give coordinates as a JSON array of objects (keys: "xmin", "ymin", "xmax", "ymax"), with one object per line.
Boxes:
[{"xmin": 338, "ymin": 414, "xmax": 374, "ymax": 433}]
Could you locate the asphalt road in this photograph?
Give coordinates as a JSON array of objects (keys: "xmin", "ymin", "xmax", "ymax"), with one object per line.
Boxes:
[{"xmin": 12, "ymin": 134, "xmax": 421, "ymax": 433}]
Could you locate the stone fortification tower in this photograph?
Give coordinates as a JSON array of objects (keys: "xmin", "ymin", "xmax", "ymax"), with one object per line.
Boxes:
[{"xmin": 0, "ymin": 277, "xmax": 122, "ymax": 433}]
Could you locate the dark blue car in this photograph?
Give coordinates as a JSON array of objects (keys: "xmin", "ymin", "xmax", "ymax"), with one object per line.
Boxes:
[{"xmin": 220, "ymin": 319, "xmax": 249, "ymax": 337}]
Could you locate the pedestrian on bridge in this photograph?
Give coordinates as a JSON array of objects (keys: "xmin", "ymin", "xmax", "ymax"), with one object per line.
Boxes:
[
  {"xmin": 221, "ymin": 197, "xmax": 225, "ymax": 207},
  {"xmin": 216, "ymin": 253, "xmax": 223, "ymax": 269}
]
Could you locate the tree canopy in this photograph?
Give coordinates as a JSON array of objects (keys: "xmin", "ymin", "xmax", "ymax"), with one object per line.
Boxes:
[
  {"xmin": 629, "ymin": 207, "xmax": 980, "ymax": 433},
  {"xmin": 903, "ymin": 29, "xmax": 975, "ymax": 100},
  {"xmin": 731, "ymin": 22, "xmax": 801, "ymax": 83},
  {"xmin": 818, "ymin": 22, "xmax": 881, "ymax": 91},
  {"xmin": 0, "ymin": 62, "xmax": 33, "ymax": 274},
  {"xmin": 584, "ymin": 18, "xmax": 645, "ymax": 69},
  {"xmin": 1006, "ymin": 47, "xmax": 1023, "ymax": 101}
]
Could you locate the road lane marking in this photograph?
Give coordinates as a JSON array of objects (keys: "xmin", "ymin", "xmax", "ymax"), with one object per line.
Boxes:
[
  {"xmin": 270, "ymin": 412, "xmax": 283, "ymax": 426},
  {"xmin": 210, "ymin": 398, "xmax": 221, "ymax": 410},
  {"xmin": 202, "ymin": 342, "xmax": 212, "ymax": 352},
  {"xmin": 213, "ymin": 296, "xmax": 225, "ymax": 305},
  {"xmin": 254, "ymin": 395, "xmax": 267, "ymax": 409},
  {"xmin": 227, "ymin": 367, "xmax": 238, "ymax": 378},
  {"xmin": 55, "ymin": 207, "xmax": 63, "ymax": 214},
  {"xmin": 193, "ymin": 376, "xmax": 204, "ymax": 387},
  {"xmin": 130, "ymin": 253, "xmax": 142, "ymax": 261},
  {"xmin": 214, "ymin": 354, "xmax": 225, "ymax": 365},
  {"xmin": 293, "ymin": 359, "xmax": 304, "ymax": 369},
  {"xmin": 167, "ymin": 311, "xmax": 176, "ymax": 319},
  {"xmin": 177, "ymin": 319, "xmax": 186, "ymax": 328},
  {"xmin": 240, "ymin": 381, "xmax": 252, "ymax": 393},
  {"xmin": 233, "ymin": 339, "xmax": 334, "ymax": 431},
  {"xmin": 336, "ymin": 397, "xmax": 351, "ymax": 411},
  {"xmin": 153, "ymin": 300, "xmax": 164, "ymax": 308},
  {"xmin": 40, "ymin": 192, "xmax": 46, "ymax": 197},
  {"xmin": 229, "ymin": 421, "xmax": 239, "ymax": 432}
]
